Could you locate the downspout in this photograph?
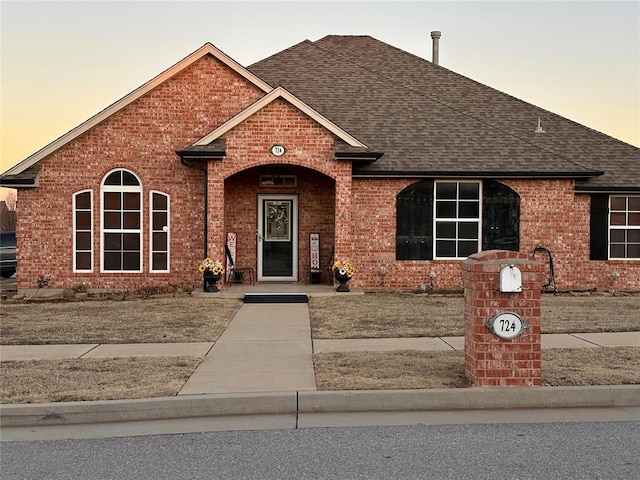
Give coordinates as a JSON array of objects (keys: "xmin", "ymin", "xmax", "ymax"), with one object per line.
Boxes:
[{"xmin": 180, "ymin": 158, "xmax": 208, "ymax": 258}]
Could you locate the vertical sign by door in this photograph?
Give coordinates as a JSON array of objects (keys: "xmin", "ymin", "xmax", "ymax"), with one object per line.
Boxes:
[
  {"xmin": 309, "ymin": 233, "xmax": 321, "ymax": 284},
  {"xmin": 226, "ymin": 232, "xmax": 237, "ymax": 281}
]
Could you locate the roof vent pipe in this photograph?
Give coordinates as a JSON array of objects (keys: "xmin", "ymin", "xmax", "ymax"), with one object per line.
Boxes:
[{"xmin": 431, "ymin": 30, "xmax": 441, "ymax": 65}]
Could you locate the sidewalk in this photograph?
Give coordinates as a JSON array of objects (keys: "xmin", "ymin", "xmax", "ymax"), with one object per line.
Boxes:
[{"xmin": 2, "ymin": 332, "xmax": 639, "ymax": 362}]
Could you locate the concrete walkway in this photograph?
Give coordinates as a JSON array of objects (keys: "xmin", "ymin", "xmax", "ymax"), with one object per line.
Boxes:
[{"xmin": 178, "ymin": 303, "xmax": 317, "ymax": 395}]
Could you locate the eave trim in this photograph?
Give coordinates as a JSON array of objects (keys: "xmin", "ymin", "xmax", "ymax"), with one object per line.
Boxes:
[
  {"xmin": 335, "ymin": 151, "xmax": 384, "ymax": 161},
  {"xmin": 575, "ymin": 186, "xmax": 640, "ymax": 193},
  {"xmin": 352, "ymin": 170, "xmax": 605, "ymax": 179},
  {"xmin": 0, "ymin": 178, "xmax": 38, "ymax": 188},
  {"xmin": 176, "ymin": 150, "xmax": 226, "ymax": 161}
]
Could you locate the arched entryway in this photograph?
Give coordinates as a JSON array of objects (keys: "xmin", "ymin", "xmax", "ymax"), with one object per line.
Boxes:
[{"xmin": 224, "ymin": 165, "xmax": 335, "ymax": 283}]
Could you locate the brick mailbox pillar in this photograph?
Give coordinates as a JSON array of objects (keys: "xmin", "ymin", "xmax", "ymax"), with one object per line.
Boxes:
[{"xmin": 462, "ymin": 250, "xmax": 544, "ymax": 387}]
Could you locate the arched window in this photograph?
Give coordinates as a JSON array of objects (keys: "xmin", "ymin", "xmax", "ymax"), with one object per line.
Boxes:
[
  {"xmin": 101, "ymin": 169, "xmax": 142, "ymax": 272},
  {"xmin": 396, "ymin": 180, "xmax": 434, "ymax": 260},
  {"xmin": 482, "ymin": 180, "xmax": 520, "ymax": 252},
  {"xmin": 396, "ymin": 179, "xmax": 520, "ymax": 260}
]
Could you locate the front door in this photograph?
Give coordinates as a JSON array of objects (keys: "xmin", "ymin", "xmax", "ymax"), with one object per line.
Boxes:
[{"xmin": 257, "ymin": 194, "xmax": 298, "ymax": 281}]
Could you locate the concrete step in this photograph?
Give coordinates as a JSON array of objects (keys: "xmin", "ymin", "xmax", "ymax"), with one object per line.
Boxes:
[{"xmin": 243, "ymin": 293, "xmax": 309, "ymax": 304}]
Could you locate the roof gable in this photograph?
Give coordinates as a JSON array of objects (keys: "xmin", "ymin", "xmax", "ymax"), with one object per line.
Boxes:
[
  {"xmin": 193, "ymin": 86, "xmax": 367, "ymax": 148},
  {"xmin": 2, "ymin": 43, "xmax": 272, "ymax": 177}
]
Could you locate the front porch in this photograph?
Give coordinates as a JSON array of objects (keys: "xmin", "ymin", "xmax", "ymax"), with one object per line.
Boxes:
[{"xmin": 220, "ymin": 164, "xmax": 340, "ymax": 285}]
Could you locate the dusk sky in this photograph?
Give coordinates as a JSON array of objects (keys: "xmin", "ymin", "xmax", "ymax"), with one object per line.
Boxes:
[{"xmin": 1, "ymin": 0, "xmax": 639, "ymax": 179}]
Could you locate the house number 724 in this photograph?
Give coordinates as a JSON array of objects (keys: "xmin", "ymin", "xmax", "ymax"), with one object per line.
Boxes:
[
  {"xmin": 486, "ymin": 312, "xmax": 529, "ymax": 340},
  {"xmin": 270, "ymin": 144, "xmax": 286, "ymax": 156}
]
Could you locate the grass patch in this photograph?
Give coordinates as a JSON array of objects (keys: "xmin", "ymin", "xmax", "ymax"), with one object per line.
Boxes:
[
  {"xmin": 541, "ymin": 296, "xmax": 640, "ymax": 333},
  {"xmin": 309, "ymin": 293, "xmax": 640, "ymax": 339},
  {"xmin": 543, "ymin": 347, "xmax": 640, "ymax": 386},
  {"xmin": 0, "ymin": 356, "xmax": 202, "ymax": 404},
  {"xmin": 313, "ymin": 346, "xmax": 640, "ymax": 390},
  {"xmin": 310, "ymin": 294, "xmax": 462, "ymax": 339},
  {"xmin": 0, "ymin": 297, "xmax": 242, "ymax": 345},
  {"xmin": 314, "ymin": 350, "xmax": 468, "ymax": 390}
]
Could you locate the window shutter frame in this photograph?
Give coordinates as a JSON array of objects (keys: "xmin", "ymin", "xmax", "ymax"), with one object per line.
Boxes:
[
  {"xmin": 396, "ymin": 180, "xmax": 434, "ymax": 260},
  {"xmin": 590, "ymin": 194, "xmax": 609, "ymax": 260},
  {"xmin": 482, "ymin": 180, "xmax": 520, "ymax": 252}
]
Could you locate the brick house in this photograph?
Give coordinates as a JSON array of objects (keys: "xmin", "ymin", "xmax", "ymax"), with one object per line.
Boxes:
[{"xmin": 1, "ymin": 36, "xmax": 638, "ymax": 293}]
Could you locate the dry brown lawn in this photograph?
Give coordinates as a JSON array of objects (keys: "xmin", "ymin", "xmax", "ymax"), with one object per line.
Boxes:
[
  {"xmin": 314, "ymin": 347, "xmax": 640, "ymax": 390},
  {"xmin": 311, "ymin": 293, "xmax": 640, "ymax": 391},
  {"xmin": 309, "ymin": 293, "xmax": 640, "ymax": 339},
  {"xmin": 0, "ymin": 357, "xmax": 202, "ymax": 404},
  {"xmin": 0, "ymin": 296, "xmax": 241, "ymax": 403},
  {"xmin": 314, "ymin": 350, "xmax": 469, "ymax": 390},
  {"xmin": 0, "ymin": 297, "xmax": 242, "ymax": 345}
]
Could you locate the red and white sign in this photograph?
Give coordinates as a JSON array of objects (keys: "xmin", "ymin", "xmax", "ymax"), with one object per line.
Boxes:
[
  {"xmin": 226, "ymin": 232, "xmax": 237, "ymax": 274},
  {"xmin": 310, "ymin": 233, "xmax": 320, "ymax": 271}
]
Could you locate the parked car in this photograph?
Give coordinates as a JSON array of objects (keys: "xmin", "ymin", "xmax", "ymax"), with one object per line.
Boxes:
[{"xmin": 0, "ymin": 231, "xmax": 16, "ymax": 278}]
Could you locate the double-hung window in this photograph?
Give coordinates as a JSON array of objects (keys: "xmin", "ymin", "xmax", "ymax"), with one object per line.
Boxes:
[
  {"xmin": 73, "ymin": 190, "xmax": 93, "ymax": 271},
  {"xmin": 609, "ymin": 196, "xmax": 640, "ymax": 259},
  {"xmin": 150, "ymin": 191, "xmax": 170, "ymax": 271},
  {"xmin": 434, "ymin": 181, "xmax": 481, "ymax": 259},
  {"xmin": 101, "ymin": 169, "xmax": 142, "ymax": 272}
]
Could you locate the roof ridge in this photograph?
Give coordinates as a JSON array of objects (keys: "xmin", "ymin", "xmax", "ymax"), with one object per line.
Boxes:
[
  {"xmin": 310, "ymin": 36, "xmax": 604, "ymax": 175},
  {"xmin": 247, "ymin": 39, "xmax": 315, "ymax": 71}
]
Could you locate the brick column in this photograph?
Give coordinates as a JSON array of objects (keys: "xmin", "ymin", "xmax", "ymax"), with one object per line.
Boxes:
[
  {"xmin": 207, "ymin": 166, "xmax": 225, "ymax": 288},
  {"xmin": 462, "ymin": 250, "xmax": 544, "ymax": 387},
  {"xmin": 334, "ymin": 172, "xmax": 353, "ymax": 261}
]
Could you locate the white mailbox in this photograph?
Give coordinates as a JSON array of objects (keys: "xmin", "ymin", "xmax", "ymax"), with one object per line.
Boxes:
[{"xmin": 499, "ymin": 264, "xmax": 522, "ymax": 292}]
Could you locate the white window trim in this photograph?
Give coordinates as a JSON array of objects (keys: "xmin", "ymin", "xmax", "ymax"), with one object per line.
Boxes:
[
  {"xmin": 100, "ymin": 169, "xmax": 143, "ymax": 273},
  {"xmin": 73, "ymin": 189, "xmax": 93, "ymax": 272},
  {"xmin": 149, "ymin": 190, "xmax": 170, "ymax": 272},
  {"xmin": 609, "ymin": 195, "xmax": 640, "ymax": 260},
  {"xmin": 433, "ymin": 180, "xmax": 482, "ymax": 260}
]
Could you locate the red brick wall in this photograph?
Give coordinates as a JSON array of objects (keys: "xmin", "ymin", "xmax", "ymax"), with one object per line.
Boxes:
[
  {"xmin": 13, "ymin": 56, "xmax": 639, "ymax": 293},
  {"xmin": 349, "ymin": 178, "xmax": 639, "ymax": 291},
  {"xmin": 15, "ymin": 55, "xmax": 264, "ymax": 291},
  {"xmin": 503, "ymin": 180, "xmax": 639, "ymax": 292}
]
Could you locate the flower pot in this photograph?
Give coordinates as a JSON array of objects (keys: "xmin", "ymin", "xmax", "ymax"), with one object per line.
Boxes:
[
  {"xmin": 203, "ymin": 270, "xmax": 221, "ymax": 292},
  {"xmin": 334, "ymin": 273, "xmax": 351, "ymax": 292}
]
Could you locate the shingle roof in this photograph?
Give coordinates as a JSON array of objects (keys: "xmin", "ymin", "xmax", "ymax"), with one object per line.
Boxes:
[{"xmin": 249, "ymin": 35, "xmax": 639, "ymax": 190}]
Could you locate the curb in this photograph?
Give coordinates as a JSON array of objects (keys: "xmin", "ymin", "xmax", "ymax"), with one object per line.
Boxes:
[{"xmin": 2, "ymin": 385, "xmax": 639, "ymax": 428}]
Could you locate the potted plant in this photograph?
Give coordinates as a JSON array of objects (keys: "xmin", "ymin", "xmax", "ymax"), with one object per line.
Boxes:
[
  {"xmin": 198, "ymin": 257, "xmax": 225, "ymax": 292},
  {"xmin": 331, "ymin": 260, "xmax": 355, "ymax": 292}
]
